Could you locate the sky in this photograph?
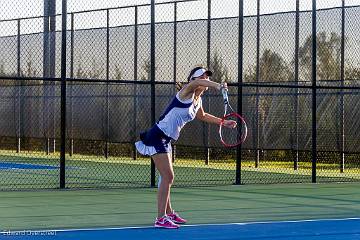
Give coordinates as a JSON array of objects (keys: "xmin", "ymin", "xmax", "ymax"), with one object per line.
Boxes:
[
  {"xmin": 1, "ymin": 0, "xmax": 360, "ymax": 37},
  {"xmin": 2, "ymin": 0, "xmax": 360, "ymax": 20}
]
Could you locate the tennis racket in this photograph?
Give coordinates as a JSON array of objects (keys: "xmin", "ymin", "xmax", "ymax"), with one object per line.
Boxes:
[{"xmin": 219, "ymin": 85, "xmax": 248, "ymax": 147}]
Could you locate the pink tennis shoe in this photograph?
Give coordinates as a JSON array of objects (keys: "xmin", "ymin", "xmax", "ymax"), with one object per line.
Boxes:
[
  {"xmin": 167, "ymin": 211, "xmax": 187, "ymax": 224},
  {"xmin": 154, "ymin": 216, "xmax": 179, "ymax": 229}
]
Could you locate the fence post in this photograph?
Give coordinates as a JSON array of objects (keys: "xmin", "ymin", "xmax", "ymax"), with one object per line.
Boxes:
[
  {"xmin": 105, "ymin": 9, "xmax": 110, "ymax": 159},
  {"xmin": 235, "ymin": 0, "xmax": 244, "ymax": 185},
  {"xmin": 204, "ymin": 0, "xmax": 211, "ymax": 165},
  {"xmin": 339, "ymin": 0, "xmax": 345, "ymax": 173},
  {"xmin": 150, "ymin": 0, "xmax": 156, "ymax": 187},
  {"xmin": 49, "ymin": 0, "xmax": 56, "ymax": 154},
  {"xmin": 60, "ymin": 0, "xmax": 68, "ymax": 189},
  {"xmin": 172, "ymin": 2, "xmax": 177, "ymax": 163},
  {"xmin": 16, "ymin": 19, "xmax": 21, "ymax": 154},
  {"xmin": 133, "ymin": 6, "xmax": 138, "ymax": 160},
  {"xmin": 43, "ymin": 0, "xmax": 50, "ymax": 155},
  {"xmin": 254, "ymin": 0, "xmax": 260, "ymax": 168},
  {"xmin": 293, "ymin": 0, "xmax": 300, "ymax": 170},
  {"xmin": 69, "ymin": 13, "xmax": 74, "ymax": 156},
  {"xmin": 311, "ymin": 0, "xmax": 317, "ymax": 183},
  {"xmin": 42, "ymin": 0, "xmax": 56, "ymax": 155}
]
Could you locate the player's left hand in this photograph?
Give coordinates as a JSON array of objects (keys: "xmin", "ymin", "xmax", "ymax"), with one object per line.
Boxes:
[
  {"xmin": 223, "ymin": 120, "xmax": 237, "ymax": 128},
  {"xmin": 219, "ymin": 82, "xmax": 228, "ymax": 91}
]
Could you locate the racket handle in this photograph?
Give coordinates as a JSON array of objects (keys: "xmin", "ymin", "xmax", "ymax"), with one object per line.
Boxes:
[{"xmin": 221, "ymin": 87, "xmax": 229, "ymax": 104}]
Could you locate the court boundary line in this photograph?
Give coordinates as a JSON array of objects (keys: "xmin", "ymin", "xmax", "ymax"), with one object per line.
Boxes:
[{"xmin": 2, "ymin": 217, "xmax": 359, "ymax": 234}]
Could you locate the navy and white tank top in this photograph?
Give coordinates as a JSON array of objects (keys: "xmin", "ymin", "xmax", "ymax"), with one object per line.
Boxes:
[{"xmin": 156, "ymin": 92, "xmax": 202, "ymax": 140}]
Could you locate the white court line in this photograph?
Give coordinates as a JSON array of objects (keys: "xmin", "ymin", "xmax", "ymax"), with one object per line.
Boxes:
[{"xmin": 2, "ymin": 217, "xmax": 359, "ymax": 234}]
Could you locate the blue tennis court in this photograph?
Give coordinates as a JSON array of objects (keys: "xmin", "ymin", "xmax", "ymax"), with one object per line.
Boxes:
[
  {"xmin": 0, "ymin": 162, "xmax": 59, "ymax": 170},
  {"xmin": 2, "ymin": 218, "xmax": 360, "ymax": 240},
  {"xmin": 0, "ymin": 162, "xmax": 81, "ymax": 170}
]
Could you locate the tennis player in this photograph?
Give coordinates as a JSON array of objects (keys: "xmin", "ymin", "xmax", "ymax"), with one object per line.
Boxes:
[{"xmin": 135, "ymin": 66, "xmax": 236, "ymax": 229}]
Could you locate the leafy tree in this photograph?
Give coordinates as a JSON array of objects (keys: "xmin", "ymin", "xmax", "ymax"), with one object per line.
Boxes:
[
  {"xmin": 298, "ymin": 32, "xmax": 342, "ymax": 81},
  {"xmin": 0, "ymin": 62, "xmax": 11, "ymax": 86},
  {"xmin": 21, "ymin": 59, "xmax": 38, "ymax": 77},
  {"xmin": 140, "ymin": 58, "xmax": 151, "ymax": 80},
  {"xmin": 244, "ymin": 49, "xmax": 292, "ymax": 123},
  {"xmin": 209, "ymin": 51, "xmax": 230, "ymax": 83},
  {"xmin": 345, "ymin": 67, "xmax": 360, "ymax": 80},
  {"xmin": 76, "ymin": 62, "xmax": 87, "ymax": 78},
  {"xmin": 75, "ymin": 59, "xmax": 104, "ymax": 79},
  {"xmin": 296, "ymin": 32, "xmax": 360, "ymax": 151},
  {"xmin": 20, "ymin": 59, "xmax": 41, "ymax": 85},
  {"xmin": 0, "ymin": 62, "xmax": 5, "ymax": 77},
  {"xmin": 245, "ymin": 49, "xmax": 292, "ymax": 82},
  {"xmin": 88, "ymin": 59, "xmax": 104, "ymax": 79},
  {"xmin": 114, "ymin": 64, "xmax": 122, "ymax": 80}
]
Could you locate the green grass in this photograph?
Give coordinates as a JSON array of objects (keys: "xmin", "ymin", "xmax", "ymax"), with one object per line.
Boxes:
[{"xmin": 0, "ymin": 149, "xmax": 359, "ymax": 190}]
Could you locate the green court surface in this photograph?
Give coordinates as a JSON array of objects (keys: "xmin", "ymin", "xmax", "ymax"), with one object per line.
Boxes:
[
  {"xmin": 1, "ymin": 150, "xmax": 359, "ymax": 190},
  {"xmin": 1, "ymin": 183, "xmax": 359, "ymax": 231}
]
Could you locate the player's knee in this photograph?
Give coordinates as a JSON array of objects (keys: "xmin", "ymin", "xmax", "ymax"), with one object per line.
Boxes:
[{"xmin": 162, "ymin": 172, "xmax": 174, "ymax": 185}]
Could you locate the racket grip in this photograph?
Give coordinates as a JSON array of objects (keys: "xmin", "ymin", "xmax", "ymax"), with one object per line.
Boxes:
[{"xmin": 221, "ymin": 87, "xmax": 229, "ymax": 104}]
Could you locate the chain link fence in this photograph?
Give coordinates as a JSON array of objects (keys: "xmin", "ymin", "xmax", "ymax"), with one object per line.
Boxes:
[{"xmin": 1, "ymin": 0, "xmax": 360, "ymax": 190}]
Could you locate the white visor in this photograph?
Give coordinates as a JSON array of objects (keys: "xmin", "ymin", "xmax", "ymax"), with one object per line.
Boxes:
[
  {"xmin": 192, "ymin": 68, "xmax": 207, "ymax": 78},
  {"xmin": 191, "ymin": 68, "xmax": 213, "ymax": 80}
]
